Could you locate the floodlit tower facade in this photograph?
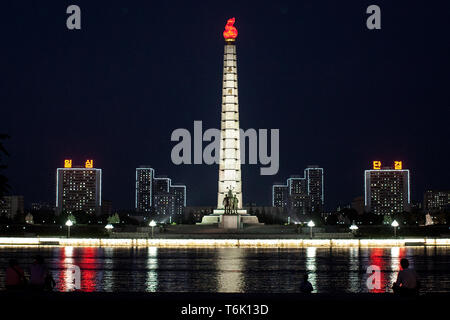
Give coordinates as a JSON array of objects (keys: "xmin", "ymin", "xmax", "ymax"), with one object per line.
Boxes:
[{"xmin": 217, "ymin": 17, "xmax": 242, "ymax": 210}]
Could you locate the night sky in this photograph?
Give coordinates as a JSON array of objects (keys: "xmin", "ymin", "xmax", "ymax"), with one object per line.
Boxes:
[{"xmin": 1, "ymin": 1, "xmax": 449, "ymax": 210}]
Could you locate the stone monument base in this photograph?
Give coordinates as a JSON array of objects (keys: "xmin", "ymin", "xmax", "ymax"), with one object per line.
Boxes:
[
  {"xmin": 198, "ymin": 209, "xmax": 262, "ymax": 228},
  {"xmin": 221, "ymin": 215, "xmax": 241, "ymax": 229}
]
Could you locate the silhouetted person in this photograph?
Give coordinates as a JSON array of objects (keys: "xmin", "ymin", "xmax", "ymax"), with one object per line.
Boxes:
[
  {"xmin": 5, "ymin": 259, "xmax": 27, "ymax": 290},
  {"xmin": 300, "ymin": 273, "xmax": 314, "ymax": 293},
  {"xmin": 393, "ymin": 258, "xmax": 419, "ymax": 296},
  {"xmin": 30, "ymin": 255, "xmax": 55, "ymax": 291}
]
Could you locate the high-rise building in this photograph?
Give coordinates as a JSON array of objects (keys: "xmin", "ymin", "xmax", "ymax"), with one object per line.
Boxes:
[
  {"xmin": 135, "ymin": 166, "xmax": 186, "ymax": 216},
  {"xmin": 272, "ymin": 166, "xmax": 324, "ymax": 214},
  {"xmin": 135, "ymin": 167, "xmax": 154, "ymax": 213},
  {"xmin": 423, "ymin": 190, "xmax": 450, "ymax": 213},
  {"xmin": 364, "ymin": 161, "xmax": 410, "ymax": 215},
  {"xmin": 56, "ymin": 159, "xmax": 102, "ymax": 216},
  {"xmin": 287, "ymin": 176, "xmax": 310, "ymax": 214},
  {"xmin": 272, "ymin": 184, "xmax": 288, "ymax": 208},
  {"xmin": 0, "ymin": 195, "xmax": 24, "ymax": 219},
  {"xmin": 305, "ymin": 166, "xmax": 324, "ymax": 213},
  {"xmin": 171, "ymin": 185, "xmax": 186, "ymax": 215}
]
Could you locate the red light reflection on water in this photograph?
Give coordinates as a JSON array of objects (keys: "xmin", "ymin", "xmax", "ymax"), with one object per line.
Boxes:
[
  {"xmin": 55, "ymin": 247, "xmax": 99, "ymax": 292},
  {"xmin": 78, "ymin": 247, "xmax": 97, "ymax": 292},
  {"xmin": 368, "ymin": 247, "xmax": 406, "ymax": 293},
  {"xmin": 369, "ymin": 248, "xmax": 386, "ymax": 293}
]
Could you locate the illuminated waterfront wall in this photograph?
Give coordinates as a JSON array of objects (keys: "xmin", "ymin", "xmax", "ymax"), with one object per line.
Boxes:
[{"xmin": 0, "ymin": 237, "xmax": 449, "ymax": 248}]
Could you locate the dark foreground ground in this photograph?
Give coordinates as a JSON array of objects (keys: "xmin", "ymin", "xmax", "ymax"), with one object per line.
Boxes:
[{"xmin": 0, "ymin": 291, "xmax": 448, "ymax": 318}]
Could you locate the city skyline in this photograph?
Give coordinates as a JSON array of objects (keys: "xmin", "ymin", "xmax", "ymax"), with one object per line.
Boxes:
[
  {"xmin": 1, "ymin": 2, "xmax": 449, "ymax": 210},
  {"xmin": 6, "ymin": 158, "xmax": 446, "ymax": 214}
]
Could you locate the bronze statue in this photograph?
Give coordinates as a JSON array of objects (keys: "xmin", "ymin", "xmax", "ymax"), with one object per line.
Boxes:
[{"xmin": 223, "ymin": 188, "xmax": 239, "ymax": 214}]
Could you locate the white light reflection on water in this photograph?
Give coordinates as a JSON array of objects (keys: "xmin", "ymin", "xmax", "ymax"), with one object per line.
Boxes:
[
  {"xmin": 146, "ymin": 247, "xmax": 158, "ymax": 292},
  {"xmin": 102, "ymin": 247, "xmax": 114, "ymax": 292},
  {"xmin": 348, "ymin": 247, "xmax": 360, "ymax": 292},
  {"xmin": 59, "ymin": 246, "xmax": 75, "ymax": 291},
  {"xmin": 305, "ymin": 247, "xmax": 317, "ymax": 290},
  {"xmin": 389, "ymin": 247, "xmax": 401, "ymax": 290},
  {"xmin": 216, "ymin": 248, "xmax": 245, "ymax": 292}
]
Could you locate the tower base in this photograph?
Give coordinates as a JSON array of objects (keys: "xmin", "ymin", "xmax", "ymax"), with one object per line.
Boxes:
[{"xmin": 198, "ymin": 209, "xmax": 262, "ymax": 228}]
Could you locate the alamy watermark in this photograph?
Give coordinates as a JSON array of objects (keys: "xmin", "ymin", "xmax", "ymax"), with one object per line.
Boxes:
[
  {"xmin": 366, "ymin": 265, "xmax": 382, "ymax": 290},
  {"xmin": 67, "ymin": 264, "xmax": 81, "ymax": 290},
  {"xmin": 171, "ymin": 121, "xmax": 279, "ymax": 175}
]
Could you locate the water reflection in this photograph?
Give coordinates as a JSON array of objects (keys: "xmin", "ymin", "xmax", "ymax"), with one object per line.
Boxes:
[
  {"xmin": 305, "ymin": 247, "xmax": 317, "ymax": 291},
  {"xmin": 79, "ymin": 247, "xmax": 99, "ymax": 291},
  {"xmin": 146, "ymin": 247, "xmax": 158, "ymax": 292},
  {"xmin": 348, "ymin": 247, "xmax": 360, "ymax": 292},
  {"xmin": 55, "ymin": 246, "xmax": 75, "ymax": 291},
  {"xmin": 368, "ymin": 248, "xmax": 386, "ymax": 293},
  {"xmin": 0, "ymin": 246, "xmax": 448, "ymax": 293},
  {"xmin": 216, "ymin": 248, "xmax": 245, "ymax": 292},
  {"xmin": 389, "ymin": 247, "xmax": 401, "ymax": 290},
  {"xmin": 102, "ymin": 247, "xmax": 114, "ymax": 292}
]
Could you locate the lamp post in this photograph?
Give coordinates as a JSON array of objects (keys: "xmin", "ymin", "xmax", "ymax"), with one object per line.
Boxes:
[
  {"xmin": 149, "ymin": 220, "xmax": 156, "ymax": 239},
  {"xmin": 307, "ymin": 220, "xmax": 315, "ymax": 239},
  {"xmin": 65, "ymin": 219, "xmax": 73, "ymax": 238},
  {"xmin": 349, "ymin": 223, "xmax": 358, "ymax": 235},
  {"xmin": 391, "ymin": 220, "xmax": 399, "ymax": 238},
  {"xmin": 105, "ymin": 223, "xmax": 114, "ymax": 235}
]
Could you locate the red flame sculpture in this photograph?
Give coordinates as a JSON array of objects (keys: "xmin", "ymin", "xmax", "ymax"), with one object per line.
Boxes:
[{"xmin": 223, "ymin": 18, "xmax": 238, "ymax": 40}]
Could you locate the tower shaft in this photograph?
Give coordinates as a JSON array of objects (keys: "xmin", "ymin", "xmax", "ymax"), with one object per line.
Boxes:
[{"xmin": 217, "ymin": 42, "xmax": 242, "ymax": 209}]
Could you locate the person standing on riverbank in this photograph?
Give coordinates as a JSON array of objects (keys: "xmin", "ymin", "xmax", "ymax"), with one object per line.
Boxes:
[{"xmin": 393, "ymin": 258, "xmax": 419, "ymax": 296}]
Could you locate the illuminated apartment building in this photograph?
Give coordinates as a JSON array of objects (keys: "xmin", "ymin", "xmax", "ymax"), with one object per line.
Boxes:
[
  {"xmin": 364, "ymin": 161, "xmax": 410, "ymax": 215},
  {"xmin": 272, "ymin": 166, "xmax": 324, "ymax": 214},
  {"xmin": 423, "ymin": 190, "xmax": 450, "ymax": 213},
  {"xmin": 56, "ymin": 159, "xmax": 102, "ymax": 216},
  {"xmin": 135, "ymin": 167, "xmax": 154, "ymax": 213},
  {"xmin": 135, "ymin": 166, "xmax": 186, "ymax": 216},
  {"xmin": 272, "ymin": 184, "xmax": 288, "ymax": 208},
  {"xmin": 305, "ymin": 166, "xmax": 324, "ymax": 213}
]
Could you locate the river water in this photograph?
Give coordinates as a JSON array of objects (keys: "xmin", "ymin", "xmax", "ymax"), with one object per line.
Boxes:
[{"xmin": 0, "ymin": 246, "xmax": 449, "ymax": 293}]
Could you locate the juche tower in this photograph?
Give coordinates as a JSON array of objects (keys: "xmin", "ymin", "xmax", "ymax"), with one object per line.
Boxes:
[
  {"xmin": 201, "ymin": 18, "xmax": 260, "ymax": 227},
  {"xmin": 216, "ymin": 17, "xmax": 243, "ymax": 211}
]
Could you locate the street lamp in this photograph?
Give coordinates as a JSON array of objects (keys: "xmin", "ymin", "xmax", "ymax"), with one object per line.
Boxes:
[
  {"xmin": 349, "ymin": 223, "xmax": 358, "ymax": 235},
  {"xmin": 149, "ymin": 220, "xmax": 157, "ymax": 238},
  {"xmin": 307, "ymin": 220, "xmax": 315, "ymax": 239},
  {"xmin": 391, "ymin": 220, "xmax": 399, "ymax": 238},
  {"xmin": 65, "ymin": 219, "xmax": 73, "ymax": 238}
]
